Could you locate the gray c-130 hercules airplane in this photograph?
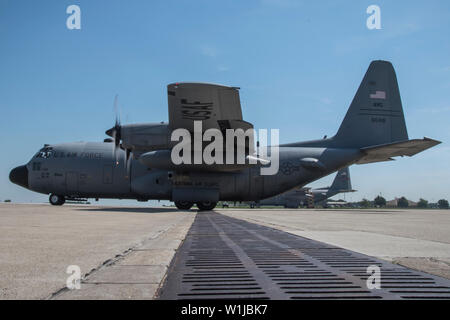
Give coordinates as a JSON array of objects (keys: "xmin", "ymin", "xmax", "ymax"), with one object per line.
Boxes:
[
  {"xmin": 10, "ymin": 61, "xmax": 441, "ymax": 210},
  {"xmin": 256, "ymin": 167, "xmax": 355, "ymax": 208}
]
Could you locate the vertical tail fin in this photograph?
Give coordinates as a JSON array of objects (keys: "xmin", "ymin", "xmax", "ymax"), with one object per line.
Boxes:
[
  {"xmin": 330, "ymin": 167, "xmax": 352, "ymax": 192},
  {"xmin": 333, "ymin": 60, "xmax": 408, "ymax": 148}
]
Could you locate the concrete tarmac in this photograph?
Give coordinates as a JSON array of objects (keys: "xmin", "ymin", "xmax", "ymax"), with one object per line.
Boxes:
[
  {"xmin": 0, "ymin": 204, "xmax": 195, "ymax": 300},
  {"xmin": 1, "ymin": 204, "xmax": 450, "ymax": 299},
  {"xmin": 219, "ymin": 208, "xmax": 450, "ymax": 279}
]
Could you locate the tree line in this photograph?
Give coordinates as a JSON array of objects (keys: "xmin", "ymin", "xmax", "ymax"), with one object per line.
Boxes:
[{"xmin": 358, "ymin": 196, "xmax": 449, "ymax": 209}]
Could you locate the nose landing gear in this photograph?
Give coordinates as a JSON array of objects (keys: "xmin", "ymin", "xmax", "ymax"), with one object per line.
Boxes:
[{"xmin": 49, "ymin": 194, "xmax": 65, "ymax": 206}]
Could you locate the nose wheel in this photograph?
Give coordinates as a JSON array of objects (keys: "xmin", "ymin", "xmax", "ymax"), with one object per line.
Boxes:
[{"xmin": 49, "ymin": 194, "xmax": 65, "ymax": 206}]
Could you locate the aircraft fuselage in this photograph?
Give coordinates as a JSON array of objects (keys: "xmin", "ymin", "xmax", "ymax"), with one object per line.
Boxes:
[{"xmin": 13, "ymin": 141, "xmax": 362, "ymax": 203}]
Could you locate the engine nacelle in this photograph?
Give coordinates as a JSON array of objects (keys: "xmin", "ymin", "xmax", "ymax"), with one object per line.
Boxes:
[{"xmin": 120, "ymin": 122, "xmax": 171, "ymax": 153}]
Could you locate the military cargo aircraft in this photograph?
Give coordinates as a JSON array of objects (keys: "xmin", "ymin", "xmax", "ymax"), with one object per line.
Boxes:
[
  {"xmin": 10, "ymin": 61, "xmax": 441, "ymax": 210},
  {"xmin": 256, "ymin": 167, "xmax": 355, "ymax": 208}
]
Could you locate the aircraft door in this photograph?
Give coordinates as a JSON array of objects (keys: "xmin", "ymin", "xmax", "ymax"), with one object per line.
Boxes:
[
  {"xmin": 251, "ymin": 175, "xmax": 264, "ymax": 200},
  {"xmin": 52, "ymin": 173, "xmax": 65, "ymax": 192},
  {"xmin": 66, "ymin": 172, "xmax": 78, "ymax": 194}
]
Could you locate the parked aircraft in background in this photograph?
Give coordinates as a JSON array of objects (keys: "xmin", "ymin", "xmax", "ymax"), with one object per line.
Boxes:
[{"xmin": 256, "ymin": 167, "xmax": 355, "ymax": 208}]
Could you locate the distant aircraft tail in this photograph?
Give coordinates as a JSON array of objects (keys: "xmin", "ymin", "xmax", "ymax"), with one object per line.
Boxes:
[
  {"xmin": 329, "ymin": 167, "xmax": 353, "ymax": 192},
  {"xmin": 333, "ymin": 60, "xmax": 409, "ymax": 148}
]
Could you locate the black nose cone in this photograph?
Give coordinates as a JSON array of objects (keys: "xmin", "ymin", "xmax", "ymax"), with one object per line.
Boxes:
[{"xmin": 9, "ymin": 165, "xmax": 29, "ymax": 189}]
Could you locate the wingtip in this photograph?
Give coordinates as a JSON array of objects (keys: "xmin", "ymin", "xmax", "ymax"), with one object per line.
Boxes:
[
  {"xmin": 423, "ymin": 137, "xmax": 442, "ymax": 145},
  {"xmin": 167, "ymin": 82, "xmax": 237, "ymax": 89},
  {"xmin": 369, "ymin": 60, "xmax": 393, "ymax": 67}
]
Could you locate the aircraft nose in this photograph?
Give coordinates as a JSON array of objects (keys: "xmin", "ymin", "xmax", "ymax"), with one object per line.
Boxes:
[{"xmin": 9, "ymin": 165, "xmax": 29, "ymax": 189}]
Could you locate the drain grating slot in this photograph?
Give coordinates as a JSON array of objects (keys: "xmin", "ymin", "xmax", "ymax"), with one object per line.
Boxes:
[{"xmin": 158, "ymin": 212, "xmax": 450, "ymax": 300}]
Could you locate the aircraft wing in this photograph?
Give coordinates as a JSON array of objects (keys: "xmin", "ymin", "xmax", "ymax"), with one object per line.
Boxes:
[
  {"xmin": 167, "ymin": 82, "xmax": 253, "ymax": 132},
  {"xmin": 356, "ymin": 137, "xmax": 441, "ymax": 164}
]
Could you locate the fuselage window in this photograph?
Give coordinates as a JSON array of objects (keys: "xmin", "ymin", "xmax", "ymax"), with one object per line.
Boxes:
[{"xmin": 32, "ymin": 162, "xmax": 41, "ymax": 171}]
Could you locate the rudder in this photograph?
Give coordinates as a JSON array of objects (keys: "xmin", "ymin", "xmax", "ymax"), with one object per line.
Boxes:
[
  {"xmin": 333, "ymin": 60, "xmax": 408, "ymax": 148},
  {"xmin": 330, "ymin": 167, "xmax": 352, "ymax": 192}
]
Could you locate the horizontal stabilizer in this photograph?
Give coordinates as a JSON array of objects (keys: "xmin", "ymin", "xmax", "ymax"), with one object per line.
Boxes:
[
  {"xmin": 333, "ymin": 189, "xmax": 357, "ymax": 193},
  {"xmin": 356, "ymin": 137, "xmax": 441, "ymax": 164}
]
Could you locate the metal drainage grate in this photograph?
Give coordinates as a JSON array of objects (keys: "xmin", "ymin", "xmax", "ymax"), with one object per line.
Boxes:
[{"xmin": 158, "ymin": 212, "xmax": 450, "ymax": 299}]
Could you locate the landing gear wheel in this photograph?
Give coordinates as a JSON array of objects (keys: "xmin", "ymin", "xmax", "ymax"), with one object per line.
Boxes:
[
  {"xmin": 175, "ymin": 201, "xmax": 194, "ymax": 210},
  {"xmin": 196, "ymin": 201, "xmax": 217, "ymax": 211},
  {"xmin": 49, "ymin": 194, "xmax": 65, "ymax": 206}
]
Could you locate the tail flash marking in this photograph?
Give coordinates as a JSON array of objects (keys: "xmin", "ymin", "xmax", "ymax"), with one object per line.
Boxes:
[{"xmin": 370, "ymin": 91, "xmax": 386, "ymax": 99}]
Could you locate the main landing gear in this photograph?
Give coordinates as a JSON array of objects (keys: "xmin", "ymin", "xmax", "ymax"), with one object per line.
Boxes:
[
  {"xmin": 174, "ymin": 201, "xmax": 217, "ymax": 211},
  {"xmin": 49, "ymin": 194, "xmax": 65, "ymax": 206},
  {"xmin": 174, "ymin": 201, "xmax": 194, "ymax": 210},
  {"xmin": 196, "ymin": 201, "xmax": 217, "ymax": 211}
]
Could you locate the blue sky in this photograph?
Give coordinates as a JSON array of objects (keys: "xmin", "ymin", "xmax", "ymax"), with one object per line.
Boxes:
[{"xmin": 1, "ymin": 0, "xmax": 449, "ymax": 204}]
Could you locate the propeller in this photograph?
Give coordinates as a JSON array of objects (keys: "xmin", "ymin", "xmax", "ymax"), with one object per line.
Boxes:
[
  {"xmin": 105, "ymin": 95, "xmax": 122, "ymax": 163},
  {"xmin": 105, "ymin": 95, "xmax": 132, "ymax": 176}
]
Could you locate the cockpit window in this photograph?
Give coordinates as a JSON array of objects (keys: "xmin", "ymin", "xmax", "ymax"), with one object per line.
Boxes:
[{"xmin": 36, "ymin": 147, "xmax": 53, "ymax": 159}]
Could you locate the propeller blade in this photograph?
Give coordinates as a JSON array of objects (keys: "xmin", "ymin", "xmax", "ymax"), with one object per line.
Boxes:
[
  {"xmin": 126, "ymin": 149, "xmax": 131, "ymax": 176},
  {"xmin": 110, "ymin": 95, "xmax": 122, "ymax": 165},
  {"xmin": 106, "ymin": 95, "xmax": 129, "ymax": 168},
  {"xmin": 114, "ymin": 94, "xmax": 120, "ymax": 126}
]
